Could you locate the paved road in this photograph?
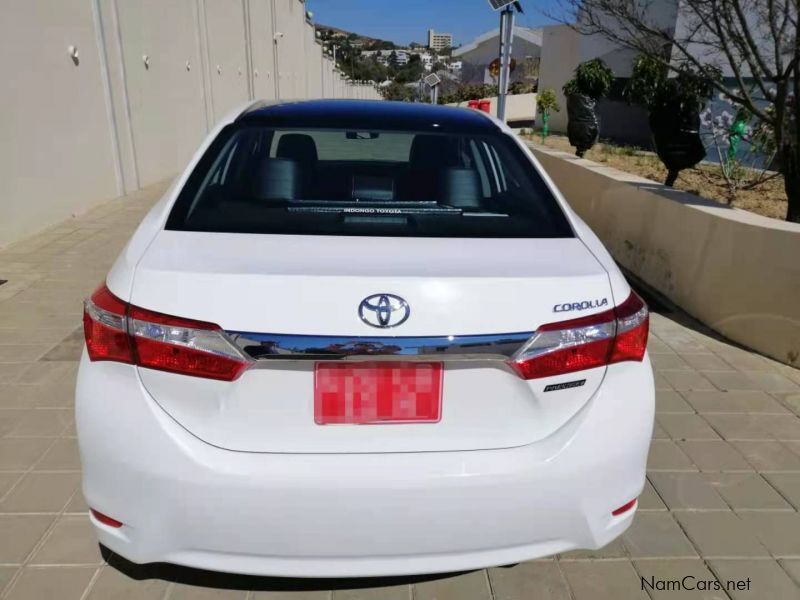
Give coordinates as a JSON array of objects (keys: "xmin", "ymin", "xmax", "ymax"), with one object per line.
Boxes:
[{"xmin": 1, "ymin": 181, "xmax": 799, "ymax": 599}]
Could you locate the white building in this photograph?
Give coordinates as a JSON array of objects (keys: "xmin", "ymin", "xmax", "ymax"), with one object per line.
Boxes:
[
  {"xmin": 415, "ymin": 52, "xmax": 434, "ymax": 71},
  {"xmin": 428, "ymin": 29, "xmax": 453, "ymax": 51},
  {"xmin": 453, "ymin": 27, "xmax": 542, "ymax": 85},
  {"xmin": 537, "ymin": 1, "xmax": 686, "ymax": 143}
]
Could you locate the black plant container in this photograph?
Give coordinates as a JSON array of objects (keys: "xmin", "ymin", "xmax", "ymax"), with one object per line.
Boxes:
[
  {"xmin": 649, "ymin": 104, "xmax": 706, "ymax": 185},
  {"xmin": 566, "ymin": 94, "xmax": 600, "ymax": 157}
]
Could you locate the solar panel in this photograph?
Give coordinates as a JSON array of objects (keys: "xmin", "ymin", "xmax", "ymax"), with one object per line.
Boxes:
[
  {"xmin": 424, "ymin": 73, "xmax": 441, "ymax": 86},
  {"xmin": 488, "ymin": 0, "xmax": 515, "ymax": 10}
]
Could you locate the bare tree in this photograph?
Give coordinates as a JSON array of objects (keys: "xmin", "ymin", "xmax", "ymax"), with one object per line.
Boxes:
[{"xmin": 550, "ymin": 0, "xmax": 799, "ymax": 223}]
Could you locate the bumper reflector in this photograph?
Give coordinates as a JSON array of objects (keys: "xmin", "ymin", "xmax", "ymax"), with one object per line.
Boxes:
[
  {"xmin": 612, "ymin": 499, "xmax": 637, "ymax": 516},
  {"xmin": 90, "ymin": 509, "xmax": 123, "ymax": 528}
]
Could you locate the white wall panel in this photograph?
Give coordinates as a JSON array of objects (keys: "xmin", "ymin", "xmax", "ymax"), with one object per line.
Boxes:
[
  {"xmin": 116, "ymin": 0, "xmax": 207, "ymax": 185},
  {"xmin": 248, "ymin": 0, "xmax": 277, "ymax": 99},
  {"xmin": 0, "ymin": 0, "xmax": 119, "ymax": 245},
  {"xmin": 0, "ymin": 0, "xmax": 381, "ymax": 247},
  {"xmin": 204, "ymin": 0, "xmax": 250, "ymax": 121}
]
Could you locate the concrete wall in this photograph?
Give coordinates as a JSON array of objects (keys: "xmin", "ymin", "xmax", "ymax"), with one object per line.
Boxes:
[
  {"xmin": 0, "ymin": 0, "xmax": 381, "ymax": 249},
  {"xmin": 531, "ymin": 145, "xmax": 800, "ymax": 367},
  {"xmin": 447, "ymin": 93, "xmax": 537, "ymax": 124},
  {"xmin": 537, "ymin": 25, "xmax": 577, "ymax": 133}
]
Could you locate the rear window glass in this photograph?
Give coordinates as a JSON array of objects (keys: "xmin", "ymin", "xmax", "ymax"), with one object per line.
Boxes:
[{"xmin": 166, "ymin": 125, "xmax": 573, "ymax": 238}]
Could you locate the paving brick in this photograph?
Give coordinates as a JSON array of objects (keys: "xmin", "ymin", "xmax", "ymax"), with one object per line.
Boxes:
[
  {"xmin": 414, "ymin": 571, "xmax": 490, "ymax": 600},
  {"xmin": 732, "ymin": 441, "xmax": 800, "ymax": 471},
  {"xmin": 0, "ymin": 409, "xmax": 31, "ymax": 435},
  {"xmin": 740, "ymin": 371, "xmax": 800, "ymax": 393},
  {"xmin": 0, "ymin": 514, "xmax": 55, "ymax": 563},
  {"xmin": 14, "ymin": 361, "xmax": 78, "ymax": 386},
  {"xmin": 169, "ymin": 584, "xmax": 248, "ymax": 599},
  {"xmin": 736, "ymin": 512, "xmax": 800, "ymax": 557},
  {"xmin": 0, "ymin": 471, "xmax": 79, "ymax": 512},
  {"xmin": 622, "ymin": 512, "xmax": 698, "ymax": 558},
  {"xmin": 4, "ymin": 408, "xmax": 72, "ymax": 437},
  {"xmin": 656, "ymin": 390, "xmax": 694, "ymax": 413},
  {"xmin": 750, "ymin": 415, "xmax": 800, "ymax": 440},
  {"xmin": 683, "ymin": 391, "xmax": 789, "ymax": 414},
  {"xmin": 0, "ymin": 567, "xmax": 18, "ymax": 596},
  {"xmin": 84, "ymin": 566, "xmax": 170, "ymax": 600},
  {"xmin": 656, "ymin": 414, "xmax": 721, "ymax": 440},
  {"xmin": 779, "ymin": 559, "xmax": 800, "ymax": 586},
  {"xmin": 31, "ymin": 515, "xmax": 105, "ymax": 565},
  {"xmin": 681, "ymin": 353, "xmax": 736, "ymax": 371},
  {"xmin": 704, "ymin": 473, "xmax": 793, "ymax": 510},
  {"xmin": 773, "ymin": 391, "xmax": 800, "ymax": 416},
  {"xmin": 677, "ymin": 440, "xmax": 753, "ymax": 471},
  {"xmin": 34, "ymin": 437, "xmax": 81, "ymax": 470},
  {"xmin": 653, "ymin": 371, "xmax": 674, "ymax": 391},
  {"xmin": 0, "ymin": 471, "xmax": 22, "ymax": 498},
  {"xmin": 647, "ymin": 337, "xmax": 674, "ymax": 354},
  {"xmin": 648, "ymin": 472, "xmax": 729, "ymax": 510},
  {"xmin": 715, "ymin": 349, "xmax": 781, "ymax": 372},
  {"xmin": 652, "ymin": 420, "xmax": 670, "ymax": 439},
  {"xmin": 488, "ymin": 561, "xmax": 571, "ymax": 600},
  {"xmin": 707, "ymin": 559, "xmax": 799, "ymax": 600},
  {"xmin": 659, "ymin": 370, "xmax": 716, "ymax": 392},
  {"xmin": 703, "ymin": 414, "xmax": 775, "ymax": 440},
  {"xmin": 763, "ymin": 473, "xmax": 800, "ymax": 510},
  {"xmin": 560, "ymin": 536, "xmax": 627, "ymax": 559},
  {"xmin": 560, "ymin": 560, "xmax": 649, "ymax": 600},
  {"xmin": 651, "ymin": 353, "xmax": 693, "ymax": 371},
  {"xmin": 0, "ymin": 437, "xmax": 53, "ymax": 469},
  {"xmin": 674, "ymin": 512, "xmax": 769, "ymax": 558},
  {"xmin": 648, "ymin": 440, "xmax": 697, "ymax": 471},
  {"xmin": 3, "ymin": 566, "xmax": 96, "ymax": 600},
  {"xmin": 334, "ymin": 584, "xmax": 410, "ymax": 600},
  {"xmin": 639, "ymin": 478, "xmax": 668, "ymax": 510},
  {"xmin": 255, "ymin": 590, "xmax": 332, "ymax": 600},
  {"xmin": 701, "ymin": 371, "xmax": 761, "ymax": 392}
]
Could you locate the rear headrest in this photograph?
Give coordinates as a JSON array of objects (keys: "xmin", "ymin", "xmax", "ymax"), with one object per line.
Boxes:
[
  {"xmin": 409, "ymin": 134, "xmax": 458, "ymax": 168},
  {"xmin": 276, "ymin": 134, "xmax": 318, "ymax": 165},
  {"xmin": 252, "ymin": 158, "xmax": 299, "ymax": 200},
  {"xmin": 440, "ymin": 168, "xmax": 481, "ymax": 209}
]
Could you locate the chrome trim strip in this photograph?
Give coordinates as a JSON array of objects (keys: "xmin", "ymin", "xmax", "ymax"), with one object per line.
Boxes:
[{"xmin": 227, "ymin": 331, "xmax": 534, "ymax": 362}]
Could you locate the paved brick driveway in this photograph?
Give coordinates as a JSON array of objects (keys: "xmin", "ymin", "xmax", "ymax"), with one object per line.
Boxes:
[{"xmin": 1, "ymin": 181, "xmax": 799, "ymax": 599}]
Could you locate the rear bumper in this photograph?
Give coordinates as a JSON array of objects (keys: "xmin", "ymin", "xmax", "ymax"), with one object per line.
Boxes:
[{"xmin": 76, "ymin": 354, "xmax": 654, "ymax": 577}]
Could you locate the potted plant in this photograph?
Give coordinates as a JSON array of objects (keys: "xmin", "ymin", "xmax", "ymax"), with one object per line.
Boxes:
[
  {"xmin": 625, "ymin": 55, "xmax": 716, "ymax": 186},
  {"xmin": 562, "ymin": 59, "xmax": 614, "ymax": 157},
  {"xmin": 537, "ymin": 88, "xmax": 560, "ymax": 143}
]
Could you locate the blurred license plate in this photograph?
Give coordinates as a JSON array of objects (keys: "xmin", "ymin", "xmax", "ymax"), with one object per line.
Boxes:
[{"xmin": 314, "ymin": 362, "xmax": 443, "ymax": 425}]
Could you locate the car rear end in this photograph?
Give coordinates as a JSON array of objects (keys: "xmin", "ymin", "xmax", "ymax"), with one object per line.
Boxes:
[{"xmin": 76, "ymin": 100, "xmax": 654, "ymax": 577}]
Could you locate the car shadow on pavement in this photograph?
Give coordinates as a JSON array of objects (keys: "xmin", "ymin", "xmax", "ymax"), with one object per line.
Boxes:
[{"xmin": 102, "ymin": 545, "xmax": 468, "ymax": 592}]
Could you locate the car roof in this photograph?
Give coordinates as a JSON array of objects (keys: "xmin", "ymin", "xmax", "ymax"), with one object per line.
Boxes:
[{"xmin": 236, "ymin": 99, "xmax": 500, "ymax": 134}]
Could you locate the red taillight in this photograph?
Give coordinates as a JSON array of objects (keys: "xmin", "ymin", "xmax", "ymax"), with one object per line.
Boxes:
[
  {"xmin": 510, "ymin": 291, "xmax": 649, "ymax": 380},
  {"xmin": 90, "ymin": 508, "xmax": 123, "ymax": 528},
  {"xmin": 83, "ymin": 286, "xmax": 134, "ymax": 364},
  {"xmin": 612, "ymin": 499, "xmax": 637, "ymax": 516},
  {"xmin": 83, "ymin": 284, "xmax": 251, "ymax": 381}
]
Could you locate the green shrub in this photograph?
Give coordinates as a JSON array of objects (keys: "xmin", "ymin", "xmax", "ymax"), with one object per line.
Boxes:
[
  {"xmin": 537, "ymin": 88, "xmax": 560, "ymax": 113},
  {"xmin": 562, "ymin": 59, "xmax": 614, "ymax": 99}
]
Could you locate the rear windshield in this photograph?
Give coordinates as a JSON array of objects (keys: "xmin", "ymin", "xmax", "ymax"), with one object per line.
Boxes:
[{"xmin": 166, "ymin": 125, "xmax": 573, "ymax": 238}]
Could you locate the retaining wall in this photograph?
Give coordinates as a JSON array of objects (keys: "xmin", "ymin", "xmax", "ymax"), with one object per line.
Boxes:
[
  {"xmin": 0, "ymin": 0, "xmax": 380, "ymax": 248},
  {"xmin": 531, "ymin": 145, "xmax": 800, "ymax": 367}
]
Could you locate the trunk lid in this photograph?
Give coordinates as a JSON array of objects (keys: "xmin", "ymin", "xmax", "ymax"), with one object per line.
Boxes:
[{"xmin": 132, "ymin": 231, "xmax": 613, "ymax": 453}]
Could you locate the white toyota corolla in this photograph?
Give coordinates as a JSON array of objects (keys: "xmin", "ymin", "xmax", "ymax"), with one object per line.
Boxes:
[{"xmin": 77, "ymin": 99, "xmax": 654, "ymax": 578}]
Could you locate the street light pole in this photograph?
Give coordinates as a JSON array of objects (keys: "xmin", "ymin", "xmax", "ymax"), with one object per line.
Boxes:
[{"xmin": 496, "ymin": 5, "xmax": 515, "ymax": 122}]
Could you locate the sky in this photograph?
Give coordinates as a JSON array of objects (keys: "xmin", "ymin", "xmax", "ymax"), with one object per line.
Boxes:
[{"xmin": 305, "ymin": 0, "xmax": 566, "ymax": 47}]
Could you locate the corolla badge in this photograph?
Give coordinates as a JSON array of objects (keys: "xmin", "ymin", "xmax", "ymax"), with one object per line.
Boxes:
[
  {"xmin": 553, "ymin": 298, "xmax": 609, "ymax": 313},
  {"xmin": 359, "ymin": 294, "xmax": 410, "ymax": 328}
]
